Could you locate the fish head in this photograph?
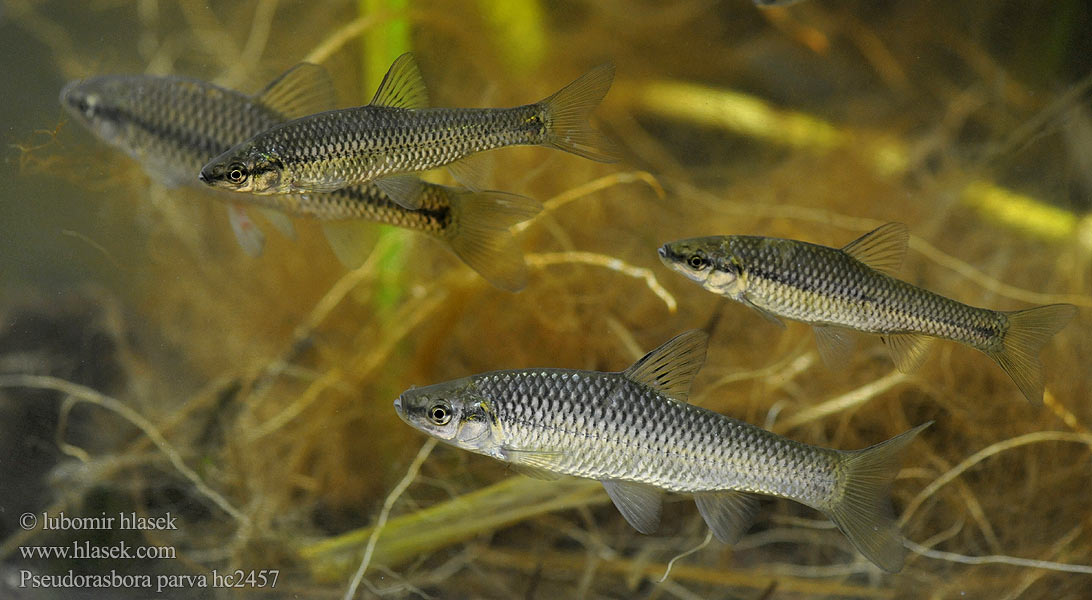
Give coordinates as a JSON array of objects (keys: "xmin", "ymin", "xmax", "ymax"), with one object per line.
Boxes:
[
  {"xmin": 60, "ymin": 77, "xmax": 131, "ymax": 146},
  {"xmin": 199, "ymin": 144, "xmax": 283, "ymax": 194},
  {"xmin": 394, "ymin": 378, "xmax": 497, "ymax": 453},
  {"xmin": 658, "ymin": 237, "xmax": 744, "ymax": 297}
]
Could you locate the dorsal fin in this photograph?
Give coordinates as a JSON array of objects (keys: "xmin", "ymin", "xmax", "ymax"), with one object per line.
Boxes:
[
  {"xmin": 256, "ymin": 63, "xmax": 337, "ymax": 119},
  {"xmin": 622, "ymin": 330, "xmax": 708, "ymax": 403},
  {"xmin": 370, "ymin": 53, "xmax": 429, "ymax": 109},
  {"xmin": 841, "ymin": 222, "xmax": 909, "ymax": 277}
]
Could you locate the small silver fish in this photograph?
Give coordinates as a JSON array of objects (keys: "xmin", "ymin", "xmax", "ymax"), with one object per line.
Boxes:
[
  {"xmin": 395, "ymin": 330, "xmax": 930, "ymax": 572},
  {"xmin": 198, "ymin": 54, "xmax": 617, "ymax": 210},
  {"xmin": 658, "ymin": 224, "xmax": 1077, "ymax": 404},
  {"xmin": 60, "ymin": 65, "xmax": 540, "ymax": 290}
]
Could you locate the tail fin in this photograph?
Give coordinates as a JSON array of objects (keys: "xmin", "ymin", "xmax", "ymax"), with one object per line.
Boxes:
[
  {"xmin": 444, "ymin": 190, "xmax": 542, "ymax": 292},
  {"xmin": 989, "ymin": 304, "xmax": 1077, "ymax": 405},
  {"xmin": 539, "ymin": 63, "xmax": 619, "ymax": 162},
  {"xmin": 824, "ymin": 422, "xmax": 931, "ymax": 573}
]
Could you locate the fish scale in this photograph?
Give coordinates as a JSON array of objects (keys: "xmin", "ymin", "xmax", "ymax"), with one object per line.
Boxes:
[
  {"xmin": 251, "ymin": 106, "xmax": 544, "ymax": 190},
  {"xmin": 61, "ymin": 65, "xmax": 543, "ymax": 291},
  {"xmin": 61, "ymin": 72, "xmax": 454, "ymax": 225},
  {"xmin": 200, "ymin": 54, "xmax": 617, "ymax": 200},
  {"xmin": 659, "ymin": 225, "xmax": 1076, "ymax": 404},
  {"xmin": 395, "ymin": 330, "xmax": 930, "ymax": 572},
  {"xmin": 729, "ymin": 236, "xmax": 1007, "ymax": 350},
  {"xmin": 478, "ymin": 369, "xmax": 834, "ymax": 500}
]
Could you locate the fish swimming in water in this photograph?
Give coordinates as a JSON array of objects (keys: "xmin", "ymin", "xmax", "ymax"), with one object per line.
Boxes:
[
  {"xmin": 198, "ymin": 53, "xmax": 617, "ymax": 210},
  {"xmin": 60, "ymin": 65, "xmax": 540, "ymax": 290},
  {"xmin": 395, "ymin": 330, "xmax": 930, "ymax": 572},
  {"xmin": 658, "ymin": 224, "xmax": 1077, "ymax": 404}
]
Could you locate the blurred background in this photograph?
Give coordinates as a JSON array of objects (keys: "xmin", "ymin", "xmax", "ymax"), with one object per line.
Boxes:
[{"xmin": 1, "ymin": 0, "xmax": 1090, "ymax": 598}]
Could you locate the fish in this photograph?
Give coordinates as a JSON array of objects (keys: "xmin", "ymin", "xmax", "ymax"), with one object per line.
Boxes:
[
  {"xmin": 60, "ymin": 65, "xmax": 540, "ymax": 290},
  {"xmin": 658, "ymin": 223, "xmax": 1077, "ymax": 404},
  {"xmin": 198, "ymin": 53, "xmax": 618, "ymax": 210},
  {"xmin": 394, "ymin": 329, "xmax": 931, "ymax": 572}
]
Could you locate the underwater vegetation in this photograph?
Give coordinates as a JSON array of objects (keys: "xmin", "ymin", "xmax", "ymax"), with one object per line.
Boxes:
[{"xmin": 2, "ymin": 0, "xmax": 1091, "ymax": 599}]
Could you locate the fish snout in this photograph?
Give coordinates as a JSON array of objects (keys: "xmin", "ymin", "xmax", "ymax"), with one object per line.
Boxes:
[{"xmin": 657, "ymin": 245, "xmax": 668, "ymax": 259}]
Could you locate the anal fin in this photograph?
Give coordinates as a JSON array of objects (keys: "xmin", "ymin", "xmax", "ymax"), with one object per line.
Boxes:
[
  {"xmin": 321, "ymin": 220, "xmax": 375, "ymax": 267},
  {"xmin": 602, "ymin": 480, "xmax": 663, "ymax": 534},
  {"xmin": 446, "ymin": 152, "xmax": 493, "ymax": 191},
  {"xmin": 694, "ymin": 490, "xmax": 759, "ymax": 544},
  {"xmin": 373, "ymin": 175, "xmax": 425, "ymax": 209},
  {"xmin": 880, "ymin": 332, "xmax": 932, "ymax": 372}
]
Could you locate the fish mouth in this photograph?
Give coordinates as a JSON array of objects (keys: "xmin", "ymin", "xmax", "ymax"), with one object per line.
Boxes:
[
  {"xmin": 657, "ymin": 245, "xmax": 668, "ymax": 259},
  {"xmin": 393, "ymin": 395, "xmax": 402, "ymax": 412}
]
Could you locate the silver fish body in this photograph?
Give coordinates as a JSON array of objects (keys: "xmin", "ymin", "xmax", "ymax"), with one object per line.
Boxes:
[
  {"xmin": 659, "ymin": 224, "xmax": 1076, "ymax": 404},
  {"xmin": 61, "ymin": 74, "xmax": 285, "ymax": 187},
  {"xmin": 445, "ymin": 368, "xmax": 841, "ymax": 501},
  {"xmin": 60, "ymin": 66, "xmax": 540, "ymax": 290},
  {"xmin": 396, "ymin": 330, "xmax": 928, "ymax": 572},
  {"xmin": 199, "ymin": 54, "xmax": 617, "ymax": 201},
  {"xmin": 203, "ymin": 104, "xmax": 549, "ymax": 192}
]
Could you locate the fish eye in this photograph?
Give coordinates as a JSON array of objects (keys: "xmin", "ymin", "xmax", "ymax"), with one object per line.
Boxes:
[
  {"xmin": 227, "ymin": 163, "xmax": 247, "ymax": 184},
  {"xmin": 687, "ymin": 254, "xmax": 707, "ymax": 270},
  {"xmin": 428, "ymin": 402, "xmax": 452, "ymax": 425}
]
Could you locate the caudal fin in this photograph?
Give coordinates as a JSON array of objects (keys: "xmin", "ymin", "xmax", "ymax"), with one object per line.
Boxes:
[
  {"xmin": 989, "ymin": 304, "xmax": 1077, "ymax": 405},
  {"xmin": 445, "ymin": 190, "xmax": 542, "ymax": 292},
  {"xmin": 539, "ymin": 63, "xmax": 619, "ymax": 162},
  {"xmin": 824, "ymin": 422, "xmax": 931, "ymax": 573}
]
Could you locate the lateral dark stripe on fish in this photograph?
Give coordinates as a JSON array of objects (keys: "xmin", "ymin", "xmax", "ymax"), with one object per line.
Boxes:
[
  {"xmin": 198, "ymin": 53, "xmax": 617, "ymax": 206},
  {"xmin": 659, "ymin": 223, "xmax": 1077, "ymax": 403},
  {"xmin": 61, "ymin": 64, "xmax": 541, "ymax": 290}
]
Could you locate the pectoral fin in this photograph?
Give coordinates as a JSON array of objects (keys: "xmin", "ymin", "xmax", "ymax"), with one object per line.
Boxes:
[
  {"xmin": 502, "ymin": 449, "xmax": 566, "ymax": 476},
  {"xmin": 741, "ymin": 297, "xmax": 786, "ymax": 328},
  {"xmin": 693, "ymin": 490, "xmax": 759, "ymax": 544},
  {"xmin": 601, "ymin": 480, "xmax": 662, "ymax": 534},
  {"xmin": 509, "ymin": 464, "xmax": 561, "ymax": 480}
]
